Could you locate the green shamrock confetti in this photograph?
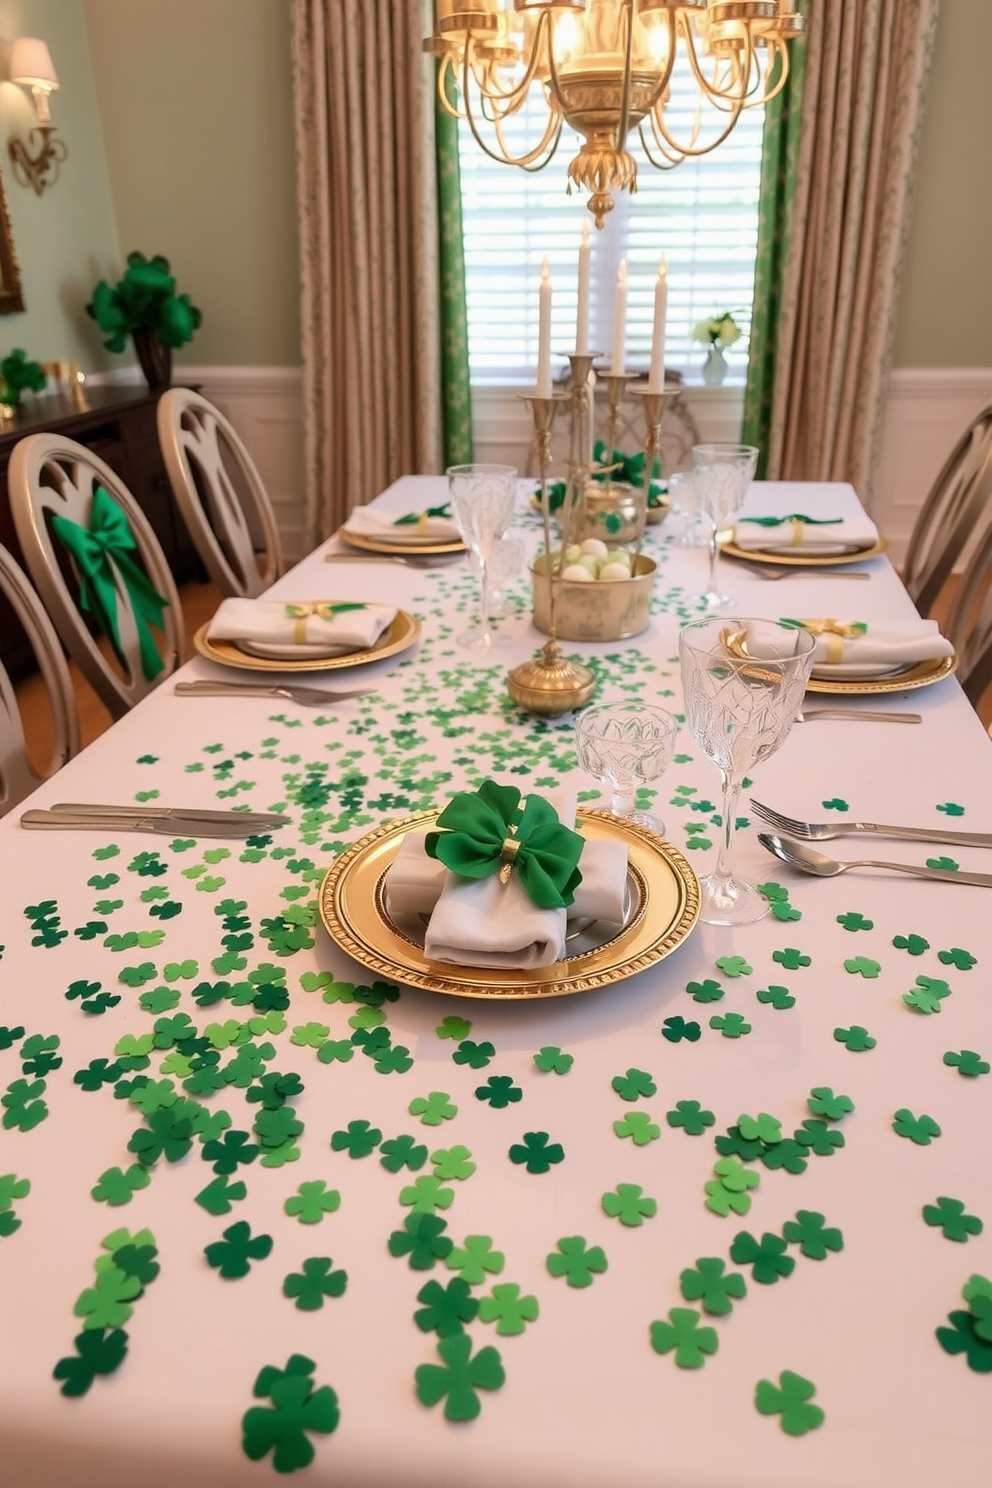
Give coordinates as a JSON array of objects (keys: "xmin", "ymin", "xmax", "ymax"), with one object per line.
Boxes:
[
  {"xmin": 755, "ymin": 984, "xmax": 794, "ymax": 1009},
  {"xmin": 844, "ymin": 956, "xmax": 881, "ymax": 978},
  {"xmin": 387, "ymin": 1213, "xmax": 453, "ymax": 1270},
  {"xmin": 737, "ymin": 1113, "xmax": 781, "ymax": 1144},
  {"xmin": 703, "ymin": 1182, "xmax": 752, "ymax": 1218},
  {"xmin": 414, "ymin": 1333, "xmax": 505, "ymax": 1422},
  {"xmin": 73, "ymin": 1267, "xmax": 142, "ymax": 1331},
  {"xmin": 399, "ymin": 1175, "xmax": 455, "ymax": 1215},
  {"xmin": 772, "ymin": 948, "xmax": 811, "ymax": 969},
  {"xmin": 508, "ymin": 1131, "xmax": 564, "ymax": 1173},
  {"xmin": 649, "ymin": 1308, "xmax": 719, "ymax": 1368},
  {"xmin": 282, "ymin": 1257, "xmax": 348, "ymax": 1310},
  {"xmin": 204, "ymin": 1221, "xmax": 273, "ymax": 1279},
  {"xmin": 611, "ymin": 1068, "xmax": 657, "ymax": 1101},
  {"xmin": 943, "ymin": 1049, "xmax": 990, "ymax": 1078},
  {"xmin": 892, "ymin": 1109, "xmax": 941, "ymax": 1145},
  {"xmin": 755, "ymin": 1371, "xmax": 824, "ymax": 1435},
  {"xmin": 938, "ymin": 947, "xmax": 977, "ymax": 970},
  {"xmin": 613, "ymin": 1111, "xmax": 661, "ymax": 1145},
  {"xmin": 445, "ymin": 1235, "xmax": 504, "ymax": 1284},
  {"xmin": 715, "ymin": 955, "xmax": 751, "ymax": 978},
  {"xmin": 533, "ymin": 1045, "xmax": 573, "ymax": 1074},
  {"xmin": 414, "ymin": 1277, "xmax": 479, "ymax": 1337},
  {"xmin": 661, "ymin": 1016, "xmax": 701, "ymax": 1043},
  {"xmin": 807, "ymin": 1087, "xmax": 854, "ymax": 1120},
  {"xmin": 893, "ymin": 933, "xmax": 930, "ymax": 955},
  {"xmin": 436, "ymin": 1016, "xmax": 471, "ymax": 1041},
  {"xmin": 837, "ymin": 911, "xmax": 873, "ymax": 932},
  {"xmin": 284, "ymin": 1181, "xmax": 341, "ymax": 1224},
  {"xmin": 679, "ymin": 1257, "xmax": 747, "ymax": 1316},
  {"xmin": 452, "ymin": 1039, "xmax": 495, "ymax": 1069},
  {"xmin": 666, "ymin": 1100, "xmax": 715, "ymax": 1135},
  {"xmin": 241, "ymin": 1355, "xmax": 340, "ymax": 1473},
  {"xmin": 601, "ymin": 1183, "xmax": 657, "ymax": 1226},
  {"xmin": 379, "ymin": 1135, "xmax": 429, "ymax": 1173},
  {"xmin": 329, "ymin": 1120, "xmax": 382, "ymax": 1157},
  {"xmin": 90, "ymin": 1165, "xmax": 151, "ymax": 1207},
  {"xmin": 936, "ymin": 802, "xmax": 965, "ymax": 816},
  {"xmin": 546, "ymin": 1236, "xmax": 608, "ymax": 1288},
  {"xmin": 935, "ymin": 1313, "xmax": 992, "ymax": 1373},
  {"xmin": 822, "ymin": 798, "xmax": 848, "ymax": 811},
  {"xmin": 430, "ymin": 1145, "xmax": 476, "ymax": 1181},
  {"xmin": 195, "ymin": 1176, "xmax": 247, "ymax": 1216},
  {"xmin": 53, "ymin": 1329, "xmax": 129, "ymax": 1397},
  {"xmin": 685, "ymin": 979, "xmax": 724, "ymax": 1004},
  {"xmin": 923, "ymin": 1198, "xmax": 983, "ymax": 1242},
  {"xmin": 795, "ymin": 1118, "xmax": 845, "ymax": 1156},
  {"xmin": 478, "ymin": 1283, "xmax": 539, "ymax": 1336},
  {"xmin": 409, "ymin": 1092, "xmax": 458, "ymax": 1126},
  {"xmin": 475, "ymin": 1075, "xmax": 522, "ymax": 1108},
  {"xmin": 781, "ymin": 1211, "xmax": 844, "ymax": 1259},
  {"xmin": 710, "ymin": 1012, "xmax": 751, "ymax": 1038},
  {"xmin": 927, "ymin": 856, "xmax": 959, "ymax": 872},
  {"xmin": 729, "ymin": 1231, "xmax": 795, "ymax": 1284},
  {"xmin": 834, "ymin": 1025, "xmax": 876, "ymax": 1052}
]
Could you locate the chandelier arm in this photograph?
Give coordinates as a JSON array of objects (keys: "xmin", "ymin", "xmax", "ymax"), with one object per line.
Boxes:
[
  {"xmin": 615, "ymin": 0, "xmax": 636, "ymax": 155},
  {"xmin": 492, "ymin": 106, "xmax": 563, "ymax": 169},
  {"xmin": 678, "ymin": 13, "xmax": 758, "ymax": 110},
  {"xmin": 438, "ymin": 53, "xmax": 465, "ymax": 120},
  {"xmin": 467, "ymin": 9, "xmax": 550, "ymax": 112},
  {"xmin": 752, "ymin": 39, "xmax": 791, "ymax": 107},
  {"xmin": 646, "ymin": 91, "xmax": 744, "ymax": 159},
  {"xmin": 638, "ymin": 121, "xmax": 685, "ymax": 170}
]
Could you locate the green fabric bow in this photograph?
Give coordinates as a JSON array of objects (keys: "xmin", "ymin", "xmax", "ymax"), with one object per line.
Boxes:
[
  {"xmin": 738, "ymin": 514, "xmax": 843, "ymax": 528},
  {"xmin": 425, "ymin": 780, "xmax": 584, "ymax": 910},
  {"xmin": 393, "ymin": 503, "xmax": 451, "ymax": 526},
  {"xmin": 50, "ymin": 485, "xmax": 169, "ymax": 681},
  {"xmin": 592, "ymin": 441, "xmax": 663, "ymax": 495}
]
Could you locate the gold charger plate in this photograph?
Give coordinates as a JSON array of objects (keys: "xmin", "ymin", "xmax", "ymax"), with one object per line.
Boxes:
[
  {"xmin": 722, "ymin": 536, "xmax": 889, "ymax": 567},
  {"xmin": 806, "ymin": 653, "xmax": 957, "ymax": 694},
  {"xmin": 193, "ymin": 610, "xmax": 420, "ymax": 673},
  {"xmin": 319, "ymin": 808, "xmax": 700, "ymax": 1000},
  {"xmin": 340, "ymin": 527, "xmax": 466, "ymax": 558}
]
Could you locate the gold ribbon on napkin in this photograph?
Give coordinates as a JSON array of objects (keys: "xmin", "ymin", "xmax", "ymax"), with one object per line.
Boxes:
[
  {"xmin": 284, "ymin": 601, "xmax": 366, "ymax": 645},
  {"xmin": 782, "ymin": 618, "xmax": 867, "ymax": 664}
]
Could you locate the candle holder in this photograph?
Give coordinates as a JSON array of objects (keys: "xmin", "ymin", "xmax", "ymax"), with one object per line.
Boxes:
[
  {"xmin": 600, "ymin": 371, "xmax": 635, "ymax": 478},
  {"xmin": 629, "ymin": 386, "xmax": 675, "ymax": 569},
  {"xmin": 506, "ymin": 384, "xmax": 597, "ymax": 718}
]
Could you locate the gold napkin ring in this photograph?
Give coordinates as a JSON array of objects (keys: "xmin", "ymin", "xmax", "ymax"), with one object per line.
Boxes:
[
  {"xmin": 498, "ymin": 835, "xmax": 522, "ymax": 885},
  {"xmin": 797, "ymin": 618, "xmax": 863, "ymax": 664},
  {"xmin": 285, "ymin": 601, "xmax": 336, "ymax": 645}
]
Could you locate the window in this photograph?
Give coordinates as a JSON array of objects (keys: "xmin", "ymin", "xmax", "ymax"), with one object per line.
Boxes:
[{"xmin": 458, "ymin": 89, "xmax": 765, "ymax": 386}]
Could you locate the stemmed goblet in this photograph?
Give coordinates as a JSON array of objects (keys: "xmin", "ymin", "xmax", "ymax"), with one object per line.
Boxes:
[
  {"xmin": 691, "ymin": 443, "xmax": 759, "ymax": 608},
  {"xmin": 574, "ymin": 701, "xmax": 678, "ymax": 837},
  {"xmin": 679, "ymin": 616, "xmax": 815, "ymax": 925},
  {"xmin": 447, "ymin": 463, "xmax": 518, "ymax": 649}
]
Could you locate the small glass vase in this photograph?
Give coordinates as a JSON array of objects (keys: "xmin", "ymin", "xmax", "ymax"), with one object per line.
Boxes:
[{"xmin": 702, "ymin": 345, "xmax": 728, "ymax": 386}]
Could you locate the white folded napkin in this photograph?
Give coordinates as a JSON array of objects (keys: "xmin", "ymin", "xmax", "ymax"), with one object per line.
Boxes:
[
  {"xmin": 385, "ymin": 826, "xmax": 628, "ymax": 924},
  {"xmin": 343, "ymin": 505, "xmax": 461, "ymax": 545},
  {"xmin": 794, "ymin": 619, "xmax": 954, "ymax": 676},
  {"xmin": 207, "ymin": 598, "xmax": 396, "ymax": 658},
  {"xmin": 392, "ymin": 787, "xmax": 628, "ymax": 970},
  {"xmin": 734, "ymin": 511, "xmax": 878, "ymax": 552}
]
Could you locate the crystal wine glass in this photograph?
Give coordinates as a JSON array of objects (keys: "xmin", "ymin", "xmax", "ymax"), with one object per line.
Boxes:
[
  {"xmin": 574, "ymin": 701, "xmax": 679, "ymax": 836},
  {"xmin": 666, "ymin": 471, "xmax": 709, "ymax": 548},
  {"xmin": 482, "ymin": 533, "xmax": 526, "ymax": 618},
  {"xmin": 691, "ymin": 443, "xmax": 759, "ymax": 608},
  {"xmin": 447, "ymin": 463, "xmax": 518, "ymax": 649},
  {"xmin": 679, "ymin": 616, "xmax": 815, "ymax": 925}
]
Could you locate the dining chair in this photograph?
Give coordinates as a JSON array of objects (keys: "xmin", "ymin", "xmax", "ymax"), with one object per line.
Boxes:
[
  {"xmin": 0, "ymin": 542, "xmax": 80, "ymax": 814},
  {"xmin": 157, "ymin": 387, "xmax": 284, "ymax": 597},
  {"xmin": 902, "ymin": 404, "xmax": 992, "ymax": 617},
  {"xmin": 8, "ymin": 433, "xmax": 184, "ymax": 720},
  {"xmin": 945, "ymin": 517, "xmax": 992, "ymax": 715}
]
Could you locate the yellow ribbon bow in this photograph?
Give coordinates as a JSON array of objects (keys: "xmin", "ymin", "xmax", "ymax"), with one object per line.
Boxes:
[{"xmin": 283, "ymin": 601, "xmax": 365, "ymax": 644}]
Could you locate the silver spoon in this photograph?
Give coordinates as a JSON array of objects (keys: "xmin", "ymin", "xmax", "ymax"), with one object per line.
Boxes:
[{"xmin": 758, "ymin": 833, "xmax": 992, "ymax": 888}]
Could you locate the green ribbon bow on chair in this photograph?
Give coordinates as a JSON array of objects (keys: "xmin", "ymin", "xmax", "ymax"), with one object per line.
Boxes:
[
  {"xmin": 50, "ymin": 485, "xmax": 169, "ymax": 681},
  {"xmin": 425, "ymin": 780, "xmax": 584, "ymax": 910},
  {"xmin": 738, "ymin": 514, "xmax": 843, "ymax": 528},
  {"xmin": 591, "ymin": 441, "xmax": 664, "ymax": 496},
  {"xmin": 393, "ymin": 503, "xmax": 452, "ymax": 527}
]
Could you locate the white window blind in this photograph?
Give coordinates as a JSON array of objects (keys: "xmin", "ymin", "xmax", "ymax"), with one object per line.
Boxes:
[{"xmin": 457, "ymin": 86, "xmax": 765, "ymax": 385}]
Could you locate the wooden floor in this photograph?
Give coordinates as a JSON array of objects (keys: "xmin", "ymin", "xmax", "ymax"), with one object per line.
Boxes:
[
  {"xmin": 11, "ymin": 575, "xmax": 992, "ymax": 775},
  {"xmin": 13, "ymin": 578, "xmax": 223, "ymax": 776}
]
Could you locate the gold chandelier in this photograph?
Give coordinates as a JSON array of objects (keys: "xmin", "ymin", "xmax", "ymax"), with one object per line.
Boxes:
[{"xmin": 424, "ymin": 0, "xmax": 805, "ymax": 227}]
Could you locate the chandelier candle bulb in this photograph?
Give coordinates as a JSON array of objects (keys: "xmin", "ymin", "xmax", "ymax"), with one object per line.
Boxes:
[
  {"xmin": 576, "ymin": 220, "xmax": 590, "ymax": 355},
  {"xmin": 537, "ymin": 257, "xmax": 553, "ymax": 399},
  {"xmin": 611, "ymin": 259, "xmax": 627, "ymax": 374},
  {"xmin": 648, "ymin": 257, "xmax": 668, "ymax": 394}
]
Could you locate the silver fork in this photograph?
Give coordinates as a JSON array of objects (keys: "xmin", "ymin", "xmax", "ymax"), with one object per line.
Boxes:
[
  {"xmin": 323, "ymin": 552, "xmax": 460, "ymax": 569},
  {"xmin": 740, "ymin": 562, "xmax": 870, "ymax": 582},
  {"xmin": 749, "ymin": 798, "xmax": 992, "ymax": 849},
  {"xmin": 174, "ymin": 681, "xmax": 371, "ymax": 706}
]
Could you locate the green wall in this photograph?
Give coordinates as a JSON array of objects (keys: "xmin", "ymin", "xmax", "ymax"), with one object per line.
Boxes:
[
  {"xmin": 892, "ymin": 0, "xmax": 992, "ymax": 368},
  {"xmin": 0, "ymin": 0, "xmax": 121, "ymax": 370},
  {"xmin": 82, "ymin": 0, "xmax": 300, "ymax": 368}
]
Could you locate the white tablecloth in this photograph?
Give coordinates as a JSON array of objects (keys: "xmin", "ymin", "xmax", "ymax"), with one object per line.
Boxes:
[{"xmin": 1, "ymin": 476, "xmax": 991, "ymax": 1488}]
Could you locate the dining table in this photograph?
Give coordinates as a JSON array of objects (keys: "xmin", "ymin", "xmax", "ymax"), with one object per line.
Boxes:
[{"xmin": 1, "ymin": 473, "xmax": 991, "ymax": 1488}]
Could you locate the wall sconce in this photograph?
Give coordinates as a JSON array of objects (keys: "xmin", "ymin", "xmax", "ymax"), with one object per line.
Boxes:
[{"xmin": 8, "ymin": 38, "xmax": 68, "ymax": 196}]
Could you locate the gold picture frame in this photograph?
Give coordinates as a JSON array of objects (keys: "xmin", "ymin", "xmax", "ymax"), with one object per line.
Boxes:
[{"xmin": 0, "ymin": 166, "xmax": 24, "ymax": 314}]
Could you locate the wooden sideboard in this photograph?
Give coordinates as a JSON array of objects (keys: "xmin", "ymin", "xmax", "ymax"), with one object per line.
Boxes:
[{"xmin": 0, "ymin": 383, "xmax": 202, "ymax": 673}]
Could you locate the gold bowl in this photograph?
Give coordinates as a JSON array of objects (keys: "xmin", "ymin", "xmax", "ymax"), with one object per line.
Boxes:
[
  {"xmin": 572, "ymin": 481, "xmax": 646, "ymax": 546},
  {"xmin": 531, "ymin": 552, "xmax": 656, "ymax": 642}
]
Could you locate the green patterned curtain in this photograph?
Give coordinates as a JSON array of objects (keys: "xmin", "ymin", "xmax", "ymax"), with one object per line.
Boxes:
[
  {"xmin": 741, "ymin": 8, "xmax": 809, "ymax": 475},
  {"xmin": 435, "ymin": 68, "xmax": 474, "ymax": 466}
]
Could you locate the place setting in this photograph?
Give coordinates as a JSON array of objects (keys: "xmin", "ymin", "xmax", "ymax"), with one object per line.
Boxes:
[
  {"xmin": 192, "ymin": 594, "xmax": 421, "ymax": 673},
  {"xmin": 720, "ymin": 485, "xmax": 889, "ymax": 568},
  {"xmin": 775, "ymin": 614, "xmax": 958, "ymax": 694},
  {"xmin": 335, "ymin": 494, "xmax": 467, "ymax": 557}
]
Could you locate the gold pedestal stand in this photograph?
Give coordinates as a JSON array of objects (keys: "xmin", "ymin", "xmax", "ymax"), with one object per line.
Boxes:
[
  {"xmin": 630, "ymin": 386, "xmax": 674, "ymax": 570},
  {"xmin": 506, "ymin": 365, "xmax": 597, "ymax": 717}
]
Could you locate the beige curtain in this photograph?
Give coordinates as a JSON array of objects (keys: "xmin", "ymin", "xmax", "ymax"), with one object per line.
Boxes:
[
  {"xmin": 764, "ymin": 0, "xmax": 941, "ymax": 507},
  {"xmin": 290, "ymin": 0, "xmax": 443, "ymax": 547}
]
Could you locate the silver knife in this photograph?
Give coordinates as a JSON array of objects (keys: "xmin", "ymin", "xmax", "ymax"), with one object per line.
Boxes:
[
  {"xmin": 798, "ymin": 709, "xmax": 922, "ymax": 724},
  {"xmin": 174, "ymin": 681, "xmax": 370, "ymax": 705},
  {"xmin": 20, "ymin": 810, "xmax": 276, "ymax": 838},
  {"xmin": 52, "ymin": 802, "xmax": 289, "ymax": 828}
]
